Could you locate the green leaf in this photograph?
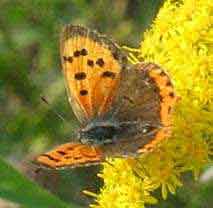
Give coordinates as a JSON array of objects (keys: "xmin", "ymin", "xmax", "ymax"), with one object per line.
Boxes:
[{"xmin": 0, "ymin": 157, "xmax": 79, "ymax": 208}]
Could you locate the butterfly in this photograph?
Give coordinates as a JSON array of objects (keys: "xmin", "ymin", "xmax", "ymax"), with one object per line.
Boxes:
[{"xmin": 35, "ymin": 25, "xmax": 177, "ymax": 169}]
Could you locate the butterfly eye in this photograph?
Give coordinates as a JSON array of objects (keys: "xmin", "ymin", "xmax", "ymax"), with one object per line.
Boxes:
[
  {"xmin": 142, "ymin": 125, "xmax": 157, "ymax": 134},
  {"xmin": 142, "ymin": 128, "xmax": 148, "ymax": 133}
]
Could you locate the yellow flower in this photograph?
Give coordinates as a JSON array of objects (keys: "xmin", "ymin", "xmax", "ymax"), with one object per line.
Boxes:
[
  {"xmin": 90, "ymin": 0, "xmax": 213, "ymax": 207},
  {"xmin": 88, "ymin": 159, "xmax": 158, "ymax": 208}
]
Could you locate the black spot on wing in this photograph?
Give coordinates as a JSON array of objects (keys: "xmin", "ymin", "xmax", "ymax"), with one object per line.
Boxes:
[
  {"xmin": 74, "ymin": 50, "xmax": 81, "ymax": 57},
  {"xmin": 42, "ymin": 154, "xmax": 60, "ymax": 162},
  {"xmin": 102, "ymin": 71, "xmax": 116, "ymax": 79},
  {"xmin": 169, "ymin": 92, "xmax": 175, "ymax": 98},
  {"xmin": 74, "ymin": 72, "xmax": 87, "ymax": 80},
  {"xmin": 73, "ymin": 156, "xmax": 82, "ymax": 160},
  {"xmin": 57, "ymin": 150, "xmax": 66, "ymax": 156},
  {"xmin": 166, "ymin": 80, "xmax": 172, "ymax": 86},
  {"xmin": 160, "ymin": 71, "xmax": 167, "ymax": 76},
  {"xmin": 63, "ymin": 56, "xmax": 73, "ymax": 63},
  {"xmin": 65, "ymin": 155, "xmax": 72, "ymax": 159},
  {"xmin": 80, "ymin": 48, "xmax": 88, "ymax": 56},
  {"xmin": 159, "ymin": 95, "xmax": 163, "ymax": 102},
  {"xmin": 96, "ymin": 58, "xmax": 104, "ymax": 67},
  {"xmin": 87, "ymin": 59, "xmax": 94, "ymax": 67},
  {"xmin": 67, "ymin": 146, "xmax": 74, "ymax": 151},
  {"xmin": 80, "ymin": 89, "xmax": 88, "ymax": 96}
]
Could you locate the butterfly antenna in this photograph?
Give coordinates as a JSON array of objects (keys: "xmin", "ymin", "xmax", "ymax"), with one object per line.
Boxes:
[{"xmin": 41, "ymin": 96, "xmax": 67, "ymax": 123}]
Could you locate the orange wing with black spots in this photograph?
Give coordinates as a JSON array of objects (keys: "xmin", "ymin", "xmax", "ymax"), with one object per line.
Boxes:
[
  {"xmin": 36, "ymin": 143, "xmax": 104, "ymax": 169},
  {"xmin": 60, "ymin": 25, "xmax": 127, "ymax": 123},
  {"xmin": 137, "ymin": 63, "xmax": 177, "ymax": 152}
]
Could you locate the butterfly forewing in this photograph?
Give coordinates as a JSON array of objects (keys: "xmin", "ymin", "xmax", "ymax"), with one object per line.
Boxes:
[{"xmin": 60, "ymin": 25, "xmax": 127, "ymax": 123}]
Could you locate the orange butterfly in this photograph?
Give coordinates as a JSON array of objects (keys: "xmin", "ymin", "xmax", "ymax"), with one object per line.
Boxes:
[{"xmin": 35, "ymin": 25, "xmax": 177, "ymax": 169}]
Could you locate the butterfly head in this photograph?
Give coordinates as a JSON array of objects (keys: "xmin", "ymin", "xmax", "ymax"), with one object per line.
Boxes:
[{"xmin": 77, "ymin": 120, "xmax": 121, "ymax": 145}]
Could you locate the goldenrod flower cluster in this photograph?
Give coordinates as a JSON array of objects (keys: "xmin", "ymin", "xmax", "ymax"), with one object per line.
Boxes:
[{"xmin": 88, "ymin": 0, "xmax": 213, "ymax": 207}]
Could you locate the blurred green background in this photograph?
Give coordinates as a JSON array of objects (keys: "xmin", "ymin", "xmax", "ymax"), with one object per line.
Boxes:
[{"xmin": 0, "ymin": 0, "xmax": 212, "ymax": 208}]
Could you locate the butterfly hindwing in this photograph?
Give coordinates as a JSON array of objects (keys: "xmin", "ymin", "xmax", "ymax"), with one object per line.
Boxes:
[
  {"xmin": 104, "ymin": 62, "xmax": 177, "ymax": 154},
  {"xmin": 36, "ymin": 143, "xmax": 104, "ymax": 169},
  {"xmin": 137, "ymin": 63, "xmax": 177, "ymax": 152},
  {"xmin": 60, "ymin": 25, "xmax": 127, "ymax": 123}
]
